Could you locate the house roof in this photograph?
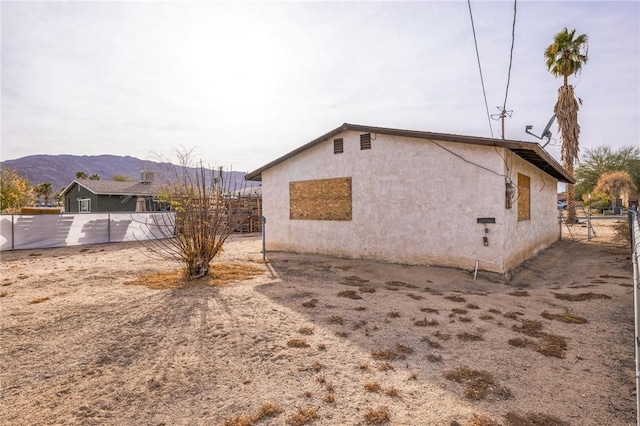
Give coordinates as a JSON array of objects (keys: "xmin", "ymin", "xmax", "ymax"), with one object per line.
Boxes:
[
  {"xmin": 245, "ymin": 123, "xmax": 575, "ymax": 183},
  {"xmin": 60, "ymin": 179, "xmax": 163, "ymax": 197}
]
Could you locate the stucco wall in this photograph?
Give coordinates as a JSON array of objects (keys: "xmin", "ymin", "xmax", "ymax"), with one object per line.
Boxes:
[
  {"xmin": 501, "ymin": 150, "xmax": 559, "ymax": 272},
  {"xmin": 262, "ymin": 130, "xmax": 526, "ymax": 273}
]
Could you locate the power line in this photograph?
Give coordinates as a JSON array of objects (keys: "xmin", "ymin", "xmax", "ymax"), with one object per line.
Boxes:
[
  {"xmin": 502, "ymin": 0, "xmax": 517, "ymax": 112},
  {"xmin": 467, "ymin": 0, "xmax": 494, "ymax": 139}
]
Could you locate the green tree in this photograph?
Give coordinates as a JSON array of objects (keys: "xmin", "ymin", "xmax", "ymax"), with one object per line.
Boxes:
[
  {"xmin": 545, "ymin": 27, "xmax": 589, "ymax": 222},
  {"xmin": 89, "ymin": 173, "xmax": 101, "ymax": 181},
  {"xmin": 33, "ymin": 182, "xmax": 54, "ymax": 206},
  {"xmin": 112, "ymin": 174, "xmax": 134, "ymax": 182},
  {"xmin": 75, "ymin": 171, "xmax": 88, "ymax": 179},
  {"xmin": 575, "ymin": 146, "xmax": 640, "ymax": 198},
  {"xmin": 0, "ymin": 167, "xmax": 33, "ymax": 213}
]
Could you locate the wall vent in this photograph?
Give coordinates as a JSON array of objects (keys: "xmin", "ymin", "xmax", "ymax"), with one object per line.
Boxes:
[
  {"xmin": 334, "ymin": 138, "xmax": 344, "ymax": 154},
  {"xmin": 360, "ymin": 133, "xmax": 371, "ymax": 150}
]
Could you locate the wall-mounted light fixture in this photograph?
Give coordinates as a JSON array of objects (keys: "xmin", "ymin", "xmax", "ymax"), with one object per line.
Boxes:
[{"xmin": 505, "ymin": 178, "xmax": 516, "ymax": 209}]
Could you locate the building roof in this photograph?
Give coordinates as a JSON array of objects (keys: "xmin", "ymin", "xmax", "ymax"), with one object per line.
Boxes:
[
  {"xmin": 245, "ymin": 123, "xmax": 575, "ymax": 183},
  {"xmin": 60, "ymin": 179, "xmax": 163, "ymax": 197}
]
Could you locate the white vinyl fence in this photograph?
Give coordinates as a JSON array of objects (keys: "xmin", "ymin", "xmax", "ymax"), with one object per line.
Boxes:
[{"xmin": 0, "ymin": 212, "xmax": 175, "ymax": 251}]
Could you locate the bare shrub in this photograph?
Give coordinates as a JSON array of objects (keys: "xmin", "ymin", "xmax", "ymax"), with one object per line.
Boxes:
[
  {"xmin": 328, "ymin": 315, "xmax": 344, "ymax": 325},
  {"xmin": 414, "ymin": 318, "xmax": 439, "ymax": 327},
  {"xmin": 136, "ymin": 149, "xmax": 254, "ymax": 280},
  {"xmin": 302, "ymin": 299, "xmax": 318, "ymax": 308},
  {"xmin": 444, "ymin": 295, "xmax": 467, "ymax": 303},
  {"xmin": 426, "ymin": 354, "xmax": 442, "ymax": 362},
  {"xmin": 508, "ymin": 290, "xmax": 530, "ymax": 297},
  {"xmin": 298, "ymin": 326, "xmax": 314, "ymax": 335}
]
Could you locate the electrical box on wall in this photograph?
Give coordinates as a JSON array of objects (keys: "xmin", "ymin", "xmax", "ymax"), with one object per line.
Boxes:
[{"xmin": 476, "ymin": 217, "xmax": 496, "ymax": 224}]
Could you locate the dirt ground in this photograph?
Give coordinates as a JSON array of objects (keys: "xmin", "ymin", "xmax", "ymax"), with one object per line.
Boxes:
[{"xmin": 0, "ymin": 220, "xmax": 636, "ymax": 426}]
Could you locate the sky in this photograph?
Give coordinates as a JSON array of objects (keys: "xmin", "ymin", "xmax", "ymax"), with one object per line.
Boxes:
[{"xmin": 1, "ymin": 1, "xmax": 639, "ymax": 173}]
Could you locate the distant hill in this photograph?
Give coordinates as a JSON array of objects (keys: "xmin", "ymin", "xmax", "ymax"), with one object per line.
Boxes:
[{"xmin": 0, "ymin": 154, "xmax": 257, "ymax": 192}]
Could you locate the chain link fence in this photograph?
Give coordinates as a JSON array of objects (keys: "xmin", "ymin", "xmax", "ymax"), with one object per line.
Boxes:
[
  {"xmin": 629, "ymin": 209, "xmax": 640, "ymax": 426},
  {"xmin": 0, "ymin": 212, "xmax": 175, "ymax": 251}
]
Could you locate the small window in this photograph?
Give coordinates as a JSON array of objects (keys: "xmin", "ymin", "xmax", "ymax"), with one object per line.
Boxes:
[
  {"xmin": 78, "ymin": 198, "xmax": 91, "ymax": 213},
  {"xmin": 360, "ymin": 133, "xmax": 371, "ymax": 150},
  {"xmin": 517, "ymin": 174, "xmax": 530, "ymax": 221},
  {"xmin": 333, "ymin": 138, "xmax": 344, "ymax": 154}
]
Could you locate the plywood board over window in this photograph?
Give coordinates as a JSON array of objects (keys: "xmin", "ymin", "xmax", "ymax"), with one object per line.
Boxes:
[
  {"xmin": 517, "ymin": 173, "xmax": 530, "ymax": 221},
  {"xmin": 290, "ymin": 177, "xmax": 352, "ymax": 220}
]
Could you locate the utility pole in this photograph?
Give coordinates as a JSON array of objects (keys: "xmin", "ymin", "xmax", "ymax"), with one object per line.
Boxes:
[{"xmin": 492, "ymin": 107, "xmax": 512, "ymax": 139}]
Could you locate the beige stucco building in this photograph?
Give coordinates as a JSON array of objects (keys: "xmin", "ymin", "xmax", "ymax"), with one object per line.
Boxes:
[{"xmin": 246, "ymin": 123, "xmax": 573, "ymax": 276}]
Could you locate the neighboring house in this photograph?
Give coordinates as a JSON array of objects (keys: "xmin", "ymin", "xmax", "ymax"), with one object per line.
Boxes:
[
  {"xmin": 61, "ymin": 172, "xmax": 166, "ymax": 213},
  {"xmin": 245, "ymin": 123, "xmax": 574, "ymax": 276}
]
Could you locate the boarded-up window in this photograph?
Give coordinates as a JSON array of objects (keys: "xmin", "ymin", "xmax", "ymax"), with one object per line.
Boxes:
[
  {"xmin": 290, "ymin": 177, "xmax": 352, "ymax": 221},
  {"xmin": 334, "ymin": 138, "xmax": 344, "ymax": 154},
  {"xmin": 517, "ymin": 173, "xmax": 530, "ymax": 221}
]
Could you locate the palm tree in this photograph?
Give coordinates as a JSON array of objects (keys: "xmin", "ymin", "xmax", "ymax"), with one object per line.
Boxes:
[
  {"xmin": 89, "ymin": 173, "xmax": 101, "ymax": 181},
  {"xmin": 75, "ymin": 171, "xmax": 88, "ymax": 179},
  {"xmin": 34, "ymin": 182, "xmax": 53, "ymax": 206},
  {"xmin": 544, "ymin": 28, "xmax": 588, "ymax": 223}
]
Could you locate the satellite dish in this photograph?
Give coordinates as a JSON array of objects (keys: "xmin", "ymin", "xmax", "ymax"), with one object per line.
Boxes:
[{"xmin": 525, "ymin": 114, "xmax": 556, "ymax": 147}]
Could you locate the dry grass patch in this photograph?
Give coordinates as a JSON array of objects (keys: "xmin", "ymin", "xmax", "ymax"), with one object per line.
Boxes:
[
  {"xmin": 468, "ymin": 414, "xmax": 501, "ymax": 426},
  {"xmin": 433, "ymin": 331, "xmax": 451, "ymax": 341},
  {"xmin": 387, "ymin": 310, "xmax": 400, "ymax": 318},
  {"xmin": 0, "ymin": 291, "xmax": 8, "ymax": 297},
  {"xmin": 488, "ymin": 308, "xmax": 502, "ymax": 314},
  {"xmin": 451, "ymin": 308, "xmax": 468, "ymax": 315},
  {"xmin": 359, "ymin": 287, "xmax": 376, "ymax": 293},
  {"xmin": 357, "ymin": 362, "xmax": 370, "ymax": 371},
  {"xmin": 315, "ymin": 374, "xmax": 326, "ymax": 384},
  {"xmin": 407, "ymin": 293, "xmax": 423, "ymax": 300},
  {"xmin": 395, "ymin": 343, "xmax": 414, "ymax": 355},
  {"xmin": 322, "ymin": 394, "xmax": 335, "ymax": 403},
  {"xmin": 503, "ymin": 412, "xmax": 569, "ymax": 426},
  {"xmin": 386, "ymin": 280, "xmax": 417, "ymax": 288},
  {"xmin": 337, "ymin": 290, "xmax": 362, "ymax": 300},
  {"xmin": 444, "ymin": 294, "xmax": 467, "ymax": 303},
  {"xmin": 458, "ymin": 316, "xmax": 473, "ymax": 323},
  {"xmin": 317, "ymin": 343, "xmax": 326, "ymax": 351},
  {"xmin": 363, "ymin": 406, "xmax": 390, "ymax": 424},
  {"xmin": 302, "ymin": 299, "xmax": 318, "ymax": 308},
  {"xmin": 287, "ymin": 338, "xmax": 310, "ymax": 348},
  {"xmin": 421, "ymin": 337, "xmax": 443, "ymax": 349},
  {"xmin": 371, "ymin": 349, "xmax": 399, "ymax": 361},
  {"xmin": 384, "ymin": 386, "xmax": 400, "ymax": 397},
  {"xmin": 335, "ymin": 331, "xmax": 349, "ymax": 338},
  {"xmin": 124, "ymin": 263, "xmax": 263, "ymax": 289},
  {"xmin": 221, "ymin": 403, "xmax": 283, "ymax": 426},
  {"xmin": 466, "ymin": 303, "xmax": 480, "ymax": 309},
  {"xmin": 310, "ymin": 361, "xmax": 323, "ymax": 372},
  {"xmin": 426, "ymin": 354, "xmax": 442, "ymax": 362},
  {"xmin": 508, "ymin": 335, "xmax": 567, "ymax": 358},
  {"xmin": 343, "ymin": 275, "xmax": 369, "ymax": 284},
  {"xmin": 414, "ymin": 318, "xmax": 439, "ymax": 327},
  {"xmin": 444, "ymin": 367, "xmax": 512, "ymax": 401},
  {"xmin": 377, "ymin": 362, "xmax": 394, "ymax": 372},
  {"xmin": 420, "ymin": 307, "xmax": 440, "ymax": 314},
  {"xmin": 328, "ymin": 315, "xmax": 344, "ymax": 325},
  {"xmin": 479, "ymin": 314, "xmax": 494, "ymax": 321},
  {"xmin": 508, "ymin": 290, "xmax": 530, "ymax": 297},
  {"xmin": 503, "ymin": 311, "xmax": 524, "ymax": 320},
  {"xmin": 512, "ymin": 320, "xmax": 544, "ymax": 337},
  {"xmin": 286, "ymin": 407, "xmax": 319, "ymax": 426},
  {"xmin": 541, "ymin": 311, "xmax": 588, "ymax": 324},
  {"xmin": 406, "ymin": 372, "xmax": 417, "ymax": 380},
  {"xmin": 457, "ymin": 332, "xmax": 483, "ymax": 342},
  {"xmin": 552, "ymin": 292, "xmax": 611, "ymax": 301},
  {"xmin": 353, "ymin": 306, "xmax": 367, "ymax": 311},
  {"xmin": 298, "ymin": 326, "xmax": 314, "ymax": 335},
  {"xmin": 29, "ymin": 296, "xmax": 50, "ymax": 304},
  {"xmin": 363, "ymin": 381, "xmax": 381, "ymax": 392}
]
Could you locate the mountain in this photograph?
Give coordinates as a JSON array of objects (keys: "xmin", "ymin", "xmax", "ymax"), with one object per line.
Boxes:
[{"xmin": 0, "ymin": 154, "xmax": 257, "ymax": 192}]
